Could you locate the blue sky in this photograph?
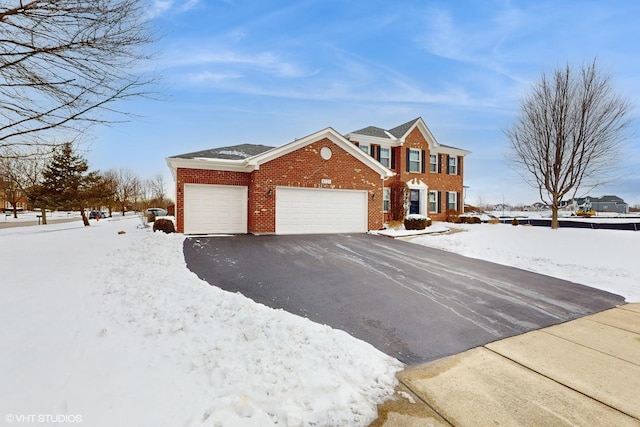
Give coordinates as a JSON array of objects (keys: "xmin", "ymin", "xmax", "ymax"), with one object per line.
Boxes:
[{"xmin": 90, "ymin": 0, "xmax": 640, "ymax": 206}]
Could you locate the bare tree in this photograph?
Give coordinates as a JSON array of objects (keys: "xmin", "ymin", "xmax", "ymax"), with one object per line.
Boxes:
[
  {"xmin": 146, "ymin": 173, "xmax": 169, "ymax": 207},
  {"xmin": 0, "ymin": 1, "xmax": 156, "ymax": 151},
  {"xmin": 505, "ymin": 60, "xmax": 631, "ymax": 229},
  {"xmin": 0, "ymin": 146, "xmax": 52, "ymax": 219},
  {"xmin": 105, "ymin": 168, "xmax": 140, "ymax": 215}
]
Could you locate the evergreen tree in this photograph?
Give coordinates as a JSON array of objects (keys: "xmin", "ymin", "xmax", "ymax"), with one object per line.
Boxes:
[{"xmin": 41, "ymin": 143, "xmax": 97, "ymax": 226}]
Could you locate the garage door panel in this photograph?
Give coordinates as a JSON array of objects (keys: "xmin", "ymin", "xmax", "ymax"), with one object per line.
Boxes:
[
  {"xmin": 276, "ymin": 187, "xmax": 367, "ymax": 234},
  {"xmin": 184, "ymin": 184, "xmax": 247, "ymax": 234}
]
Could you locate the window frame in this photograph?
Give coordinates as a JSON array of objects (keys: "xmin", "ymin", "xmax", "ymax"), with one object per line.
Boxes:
[
  {"xmin": 448, "ymin": 156, "xmax": 457, "ymax": 175},
  {"xmin": 429, "ymin": 191, "xmax": 437, "ymax": 213},
  {"xmin": 359, "ymin": 143, "xmax": 370, "ymax": 155},
  {"xmin": 430, "ymin": 154, "xmax": 438, "ymax": 173},
  {"xmin": 379, "ymin": 147, "xmax": 390, "ymax": 168},
  {"xmin": 408, "ymin": 149, "xmax": 421, "ymax": 173},
  {"xmin": 383, "ymin": 188, "xmax": 390, "ymax": 212},
  {"xmin": 447, "ymin": 191, "xmax": 457, "ymax": 211}
]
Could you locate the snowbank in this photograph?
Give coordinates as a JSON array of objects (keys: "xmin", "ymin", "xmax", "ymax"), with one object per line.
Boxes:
[{"xmin": 0, "ymin": 217, "xmax": 402, "ymax": 426}]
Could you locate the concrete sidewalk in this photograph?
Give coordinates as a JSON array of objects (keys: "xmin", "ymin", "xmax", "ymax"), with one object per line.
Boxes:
[{"xmin": 372, "ymin": 303, "xmax": 640, "ymax": 426}]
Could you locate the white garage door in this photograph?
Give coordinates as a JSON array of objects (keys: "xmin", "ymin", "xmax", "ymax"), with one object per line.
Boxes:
[
  {"xmin": 275, "ymin": 187, "xmax": 368, "ymax": 234},
  {"xmin": 183, "ymin": 184, "xmax": 247, "ymax": 234}
]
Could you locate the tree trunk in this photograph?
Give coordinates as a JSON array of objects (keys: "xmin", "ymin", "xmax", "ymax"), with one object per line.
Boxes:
[
  {"xmin": 551, "ymin": 194, "xmax": 559, "ymax": 229},
  {"xmin": 40, "ymin": 207, "xmax": 47, "ymax": 225},
  {"xmin": 12, "ymin": 205, "xmax": 17, "ymax": 219},
  {"xmin": 81, "ymin": 209, "xmax": 90, "ymax": 226}
]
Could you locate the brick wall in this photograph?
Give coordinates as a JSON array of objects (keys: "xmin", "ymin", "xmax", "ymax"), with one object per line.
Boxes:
[
  {"xmin": 428, "ymin": 154, "xmax": 464, "ymax": 221},
  {"xmin": 249, "ymin": 138, "xmax": 384, "ymax": 233},
  {"xmin": 175, "ymin": 138, "xmax": 385, "ymax": 234},
  {"xmin": 350, "ymin": 127, "xmax": 465, "ymax": 222}
]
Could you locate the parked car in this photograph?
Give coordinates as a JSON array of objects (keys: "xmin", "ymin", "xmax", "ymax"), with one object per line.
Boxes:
[
  {"xmin": 88, "ymin": 210, "xmax": 106, "ymax": 219},
  {"xmin": 145, "ymin": 208, "xmax": 168, "ymax": 217}
]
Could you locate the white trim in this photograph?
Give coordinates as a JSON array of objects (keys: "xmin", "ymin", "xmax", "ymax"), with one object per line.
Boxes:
[
  {"xmin": 345, "ymin": 133, "xmax": 394, "ymax": 146},
  {"xmin": 447, "ymin": 191, "xmax": 458, "ymax": 211},
  {"xmin": 166, "ymin": 127, "xmax": 395, "ymax": 180},
  {"xmin": 408, "ymin": 148, "xmax": 421, "ymax": 172},
  {"xmin": 407, "ymin": 179, "xmax": 428, "ymax": 216}
]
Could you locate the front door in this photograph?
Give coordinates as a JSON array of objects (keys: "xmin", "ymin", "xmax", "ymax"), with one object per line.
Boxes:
[{"xmin": 410, "ymin": 189, "xmax": 420, "ymax": 214}]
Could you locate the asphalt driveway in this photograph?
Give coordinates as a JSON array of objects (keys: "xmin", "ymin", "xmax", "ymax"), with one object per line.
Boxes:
[{"xmin": 183, "ymin": 234, "xmax": 625, "ymax": 365}]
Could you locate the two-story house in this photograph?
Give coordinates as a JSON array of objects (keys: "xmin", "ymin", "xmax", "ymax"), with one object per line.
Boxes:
[
  {"xmin": 167, "ymin": 117, "xmax": 469, "ymax": 234},
  {"xmin": 346, "ymin": 117, "xmax": 470, "ymax": 222}
]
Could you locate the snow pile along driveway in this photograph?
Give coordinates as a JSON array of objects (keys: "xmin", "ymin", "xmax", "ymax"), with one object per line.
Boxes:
[{"xmin": 0, "ymin": 217, "xmax": 402, "ymax": 427}]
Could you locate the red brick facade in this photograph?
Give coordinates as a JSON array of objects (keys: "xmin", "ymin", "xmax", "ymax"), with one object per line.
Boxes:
[
  {"xmin": 349, "ymin": 127, "xmax": 465, "ymax": 222},
  {"xmin": 175, "ymin": 137, "xmax": 385, "ymax": 233}
]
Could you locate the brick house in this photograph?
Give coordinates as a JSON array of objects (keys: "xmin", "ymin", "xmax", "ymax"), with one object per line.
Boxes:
[
  {"xmin": 167, "ymin": 117, "xmax": 469, "ymax": 234},
  {"xmin": 346, "ymin": 117, "xmax": 469, "ymax": 222}
]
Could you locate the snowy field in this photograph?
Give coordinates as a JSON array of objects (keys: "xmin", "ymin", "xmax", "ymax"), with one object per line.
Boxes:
[
  {"xmin": 0, "ymin": 216, "xmax": 402, "ymax": 427},
  {"xmin": 411, "ymin": 221, "xmax": 640, "ymax": 302}
]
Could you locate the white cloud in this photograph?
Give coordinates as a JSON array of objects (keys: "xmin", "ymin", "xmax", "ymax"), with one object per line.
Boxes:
[{"xmin": 146, "ymin": 0, "xmax": 202, "ymax": 19}]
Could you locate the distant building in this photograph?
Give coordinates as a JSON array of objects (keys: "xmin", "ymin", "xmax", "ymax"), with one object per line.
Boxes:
[{"xmin": 572, "ymin": 195, "xmax": 628, "ymax": 214}]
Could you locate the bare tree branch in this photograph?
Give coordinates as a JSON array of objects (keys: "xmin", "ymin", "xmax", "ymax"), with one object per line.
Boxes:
[
  {"xmin": 505, "ymin": 59, "xmax": 631, "ymax": 228},
  {"xmin": 0, "ymin": 1, "xmax": 157, "ymax": 150}
]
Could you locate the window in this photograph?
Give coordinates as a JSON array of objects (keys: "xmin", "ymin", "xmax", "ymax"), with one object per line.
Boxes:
[
  {"xmin": 359, "ymin": 143, "xmax": 369, "ymax": 155},
  {"xmin": 429, "ymin": 191, "xmax": 437, "ymax": 213},
  {"xmin": 408, "ymin": 149, "xmax": 421, "ymax": 172},
  {"xmin": 383, "ymin": 188, "xmax": 390, "ymax": 212},
  {"xmin": 379, "ymin": 147, "xmax": 390, "ymax": 168},
  {"xmin": 448, "ymin": 156, "xmax": 457, "ymax": 174},
  {"xmin": 430, "ymin": 154, "xmax": 438, "ymax": 172},
  {"xmin": 447, "ymin": 191, "xmax": 457, "ymax": 211}
]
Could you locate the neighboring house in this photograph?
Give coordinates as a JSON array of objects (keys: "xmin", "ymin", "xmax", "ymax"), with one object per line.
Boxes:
[
  {"xmin": 167, "ymin": 117, "xmax": 469, "ymax": 235},
  {"xmin": 346, "ymin": 117, "xmax": 470, "ymax": 222},
  {"xmin": 571, "ymin": 195, "xmax": 629, "ymax": 214},
  {"xmin": 0, "ymin": 175, "xmax": 29, "ymax": 213}
]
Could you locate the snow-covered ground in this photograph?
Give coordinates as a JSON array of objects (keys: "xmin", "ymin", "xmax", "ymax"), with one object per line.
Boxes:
[
  {"xmin": 2, "ymin": 212, "xmax": 638, "ymax": 426},
  {"xmin": 0, "ymin": 216, "xmax": 402, "ymax": 426},
  {"xmin": 411, "ymin": 221, "xmax": 640, "ymax": 302}
]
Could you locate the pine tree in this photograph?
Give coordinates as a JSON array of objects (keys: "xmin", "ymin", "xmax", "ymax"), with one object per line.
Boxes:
[{"xmin": 41, "ymin": 143, "xmax": 95, "ymax": 226}]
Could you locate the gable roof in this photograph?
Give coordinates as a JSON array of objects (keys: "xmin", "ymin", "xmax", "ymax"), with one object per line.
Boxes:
[
  {"xmin": 349, "ymin": 126, "xmax": 391, "ymax": 139},
  {"xmin": 170, "ymin": 144, "xmax": 274, "ymax": 160},
  {"xmin": 346, "ymin": 116, "xmax": 470, "ymax": 155},
  {"xmin": 387, "ymin": 118, "xmax": 421, "ymax": 139},
  {"xmin": 166, "ymin": 128, "xmax": 394, "ymax": 179}
]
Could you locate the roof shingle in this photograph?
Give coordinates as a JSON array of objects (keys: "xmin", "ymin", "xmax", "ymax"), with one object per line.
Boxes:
[{"xmin": 170, "ymin": 144, "xmax": 274, "ymax": 160}]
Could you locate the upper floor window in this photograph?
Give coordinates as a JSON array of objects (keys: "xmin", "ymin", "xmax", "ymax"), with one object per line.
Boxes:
[
  {"xmin": 379, "ymin": 147, "xmax": 390, "ymax": 168},
  {"xmin": 383, "ymin": 188, "xmax": 390, "ymax": 212},
  {"xmin": 448, "ymin": 156, "xmax": 457, "ymax": 174},
  {"xmin": 430, "ymin": 154, "xmax": 438, "ymax": 172},
  {"xmin": 359, "ymin": 143, "xmax": 370, "ymax": 155},
  {"xmin": 408, "ymin": 149, "xmax": 421, "ymax": 173}
]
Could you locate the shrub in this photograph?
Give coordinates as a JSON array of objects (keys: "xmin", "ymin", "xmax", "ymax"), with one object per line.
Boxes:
[
  {"xmin": 488, "ymin": 217, "xmax": 500, "ymax": 224},
  {"xmin": 146, "ymin": 213, "xmax": 156, "ymax": 223},
  {"xmin": 153, "ymin": 218, "xmax": 175, "ymax": 233},
  {"xmin": 511, "ymin": 218, "xmax": 519, "ymax": 226},
  {"xmin": 461, "ymin": 216, "xmax": 482, "ymax": 224},
  {"xmin": 446, "ymin": 209, "xmax": 462, "ymax": 223},
  {"xmin": 404, "ymin": 214, "xmax": 431, "ymax": 230},
  {"xmin": 576, "ymin": 210, "xmax": 595, "ymax": 217}
]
